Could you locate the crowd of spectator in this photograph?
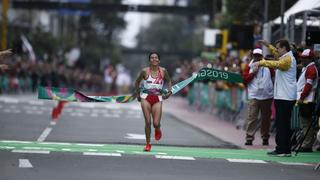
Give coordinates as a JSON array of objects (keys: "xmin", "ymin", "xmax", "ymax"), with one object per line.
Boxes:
[{"xmin": 0, "ymin": 55, "xmax": 132, "ymax": 95}]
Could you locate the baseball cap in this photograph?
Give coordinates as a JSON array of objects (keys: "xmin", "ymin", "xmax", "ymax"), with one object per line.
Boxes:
[
  {"xmin": 300, "ymin": 49, "xmax": 315, "ymax": 58},
  {"xmin": 252, "ymin": 48, "xmax": 263, "ymax": 55}
]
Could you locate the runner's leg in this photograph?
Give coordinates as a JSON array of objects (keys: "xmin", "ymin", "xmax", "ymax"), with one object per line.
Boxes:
[
  {"xmin": 152, "ymin": 101, "xmax": 162, "ymax": 140},
  {"xmin": 141, "ymin": 99, "xmax": 152, "ymax": 144}
]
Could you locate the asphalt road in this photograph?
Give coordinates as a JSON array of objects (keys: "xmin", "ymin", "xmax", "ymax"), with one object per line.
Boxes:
[{"xmin": 0, "ymin": 95, "xmax": 319, "ymax": 180}]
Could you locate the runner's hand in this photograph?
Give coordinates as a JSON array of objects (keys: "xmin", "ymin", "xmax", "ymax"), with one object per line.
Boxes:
[
  {"xmin": 135, "ymin": 92, "xmax": 141, "ymax": 102},
  {"xmin": 163, "ymin": 91, "xmax": 172, "ymax": 100}
]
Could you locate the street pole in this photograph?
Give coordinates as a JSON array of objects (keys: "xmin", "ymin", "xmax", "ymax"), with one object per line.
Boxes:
[
  {"xmin": 1, "ymin": 0, "xmax": 9, "ymax": 50},
  {"xmin": 264, "ymin": 0, "xmax": 269, "ymax": 23},
  {"xmin": 280, "ymin": 0, "xmax": 285, "ymax": 38}
]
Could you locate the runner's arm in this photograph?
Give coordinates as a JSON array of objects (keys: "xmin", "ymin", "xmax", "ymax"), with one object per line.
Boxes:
[
  {"xmin": 163, "ymin": 68, "xmax": 172, "ymax": 93},
  {"xmin": 135, "ymin": 70, "xmax": 146, "ymax": 96},
  {"xmin": 163, "ymin": 68, "xmax": 172, "ymax": 99}
]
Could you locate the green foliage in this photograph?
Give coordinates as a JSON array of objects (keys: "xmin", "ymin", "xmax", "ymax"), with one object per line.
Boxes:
[
  {"xmin": 225, "ymin": 0, "xmax": 298, "ymax": 23},
  {"xmin": 136, "ymin": 15, "xmax": 204, "ymax": 61},
  {"xmin": 77, "ymin": 0, "xmax": 126, "ymax": 69},
  {"xmin": 30, "ymin": 28, "xmax": 61, "ymax": 59}
]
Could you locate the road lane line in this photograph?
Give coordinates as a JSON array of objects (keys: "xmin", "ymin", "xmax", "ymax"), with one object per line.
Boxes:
[
  {"xmin": 83, "ymin": 152, "xmax": 121, "ymax": 157},
  {"xmin": 1, "ymin": 140, "xmax": 32, "ymax": 143},
  {"xmin": 12, "ymin": 150, "xmax": 50, "ymax": 154},
  {"xmin": 19, "ymin": 159, "xmax": 33, "ymax": 168},
  {"xmin": 278, "ymin": 162, "xmax": 311, "ymax": 166},
  {"xmin": 155, "ymin": 155, "xmax": 195, "ymax": 160},
  {"xmin": 29, "ymin": 101, "xmax": 44, "ymax": 105},
  {"xmin": 77, "ymin": 143, "xmax": 104, "ymax": 147},
  {"xmin": 22, "ymin": 147, "xmax": 55, "ymax": 150},
  {"xmin": 0, "ymin": 146, "xmax": 14, "ymax": 149},
  {"xmin": 2, "ymin": 98, "xmax": 19, "ymax": 103},
  {"xmin": 41, "ymin": 142, "xmax": 71, "ymax": 145},
  {"xmin": 227, "ymin": 159, "xmax": 267, "ymax": 164},
  {"xmin": 37, "ymin": 127, "xmax": 52, "ymax": 142}
]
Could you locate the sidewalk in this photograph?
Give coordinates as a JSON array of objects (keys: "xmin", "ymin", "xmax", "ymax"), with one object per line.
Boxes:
[{"xmin": 163, "ymin": 97, "xmax": 276, "ymax": 150}]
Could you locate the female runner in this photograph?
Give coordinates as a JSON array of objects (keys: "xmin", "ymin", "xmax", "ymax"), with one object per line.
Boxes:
[{"xmin": 135, "ymin": 52, "xmax": 172, "ymax": 151}]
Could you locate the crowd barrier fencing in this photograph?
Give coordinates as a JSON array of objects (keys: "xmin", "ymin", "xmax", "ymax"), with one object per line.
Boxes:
[{"xmin": 187, "ymin": 81, "xmax": 248, "ymax": 130}]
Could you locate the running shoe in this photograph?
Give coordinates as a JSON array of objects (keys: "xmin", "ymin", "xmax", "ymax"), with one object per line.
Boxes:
[
  {"xmin": 144, "ymin": 143, "xmax": 151, "ymax": 151},
  {"xmin": 155, "ymin": 128, "xmax": 162, "ymax": 141}
]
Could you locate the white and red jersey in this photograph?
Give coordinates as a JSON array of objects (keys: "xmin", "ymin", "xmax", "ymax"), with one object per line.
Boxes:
[
  {"xmin": 142, "ymin": 67, "xmax": 164, "ymax": 95},
  {"xmin": 297, "ymin": 62, "xmax": 318, "ymax": 102}
]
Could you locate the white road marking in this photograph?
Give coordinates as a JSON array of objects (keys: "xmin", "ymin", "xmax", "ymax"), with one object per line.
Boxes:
[
  {"xmin": 1, "ymin": 140, "xmax": 32, "ymax": 143},
  {"xmin": 116, "ymin": 150, "xmax": 125, "ymax": 153},
  {"xmin": 37, "ymin": 127, "xmax": 52, "ymax": 142},
  {"xmin": 27, "ymin": 111, "xmax": 43, "ymax": 115},
  {"xmin": 50, "ymin": 121, "xmax": 57, "ymax": 126},
  {"xmin": 103, "ymin": 114, "xmax": 113, "ymax": 117},
  {"xmin": 70, "ymin": 113, "xmax": 84, "ymax": 117},
  {"xmin": 278, "ymin": 162, "xmax": 311, "ymax": 166},
  {"xmin": 12, "ymin": 150, "xmax": 50, "ymax": 154},
  {"xmin": 26, "ymin": 110, "xmax": 34, "ymax": 114},
  {"xmin": 61, "ymin": 148, "xmax": 72, "ymax": 151},
  {"xmin": 39, "ymin": 106, "xmax": 50, "ymax": 111},
  {"xmin": 19, "ymin": 159, "xmax": 33, "ymax": 168},
  {"xmin": 24, "ymin": 106, "xmax": 38, "ymax": 110},
  {"xmin": 77, "ymin": 143, "xmax": 104, "ymax": 147},
  {"xmin": 29, "ymin": 101, "xmax": 44, "ymax": 105},
  {"xmin": 227, "ymin": 159, "xmax": 267, "ymax": 164},
  {"xmin": 155, "ymin": 155, "xmax": 195, "ymax": 160},
  {"xmin": 157, "ymin": 152, "xmax": 167, "ymax": 155},
  {"xmin": 75, "ymin": 108, "xmax": 90, "ymax": 113},
  {"xmin": 86, "ymin": 149, "xmax": 98, "ymax": 152},
  {"xmin": 129, "ymin": 106, "xmax": 141, "ymax": 110},
  {"xmin": 2, "ymin": 98, "xmax": 19, "ymax": 103},
  {"xmin": 22, "ymin": 147, "xmax": 55, "ymax": 150},
  {"xmin": 41, "ymin": 142, "xmax": 71, "ymax": 145},
  {"xmin": 125, "ymin": 115, "xmax": 141, "ymax": 119},
  {"xmin": 79, "ymin": 103, "xmax": 95, "ymax": 108},
  {"xmin": 104, "ymin": 104, "xmax": 120, "ymax": 109},
  {"xmin": 124, "ymin": 133, "xmax": 146, "ymax": 140},
  {"xmin": 83, "ymin": 152, "xmax": 121, "ymax": 157},
  {"xmin": 0, "ymin": 146, "xmax": 14, "ymax": 149},
  {"xmin": 91, "ymin": 113, "xmax": 98, "ymax": 117}
]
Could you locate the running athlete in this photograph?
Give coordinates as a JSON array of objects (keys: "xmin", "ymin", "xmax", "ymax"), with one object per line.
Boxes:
[{"xmin": 135, "ymin": 52, "xmax": 172, "ymax": 151}]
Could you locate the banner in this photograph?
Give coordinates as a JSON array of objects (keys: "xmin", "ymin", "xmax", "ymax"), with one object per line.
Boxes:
[
  {"xmin": 38, "ymin": 68, "xmax": 243, "ymax": 103},
  {"xmin": 196, "ymin": 68, "xmax": 243, "ymax": 83}
]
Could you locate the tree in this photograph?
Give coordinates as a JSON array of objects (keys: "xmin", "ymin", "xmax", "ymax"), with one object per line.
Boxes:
[
  {"xmin": 225, "ymin": 0, "xmax": 298, "ymax": 24},
  {"xmin": 76, "ymin": 0, "xmax": 126, "ymax": 70},
  {"xmin": 136, "ymin": 15, "xmax": 204, "ymax": 68}
]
